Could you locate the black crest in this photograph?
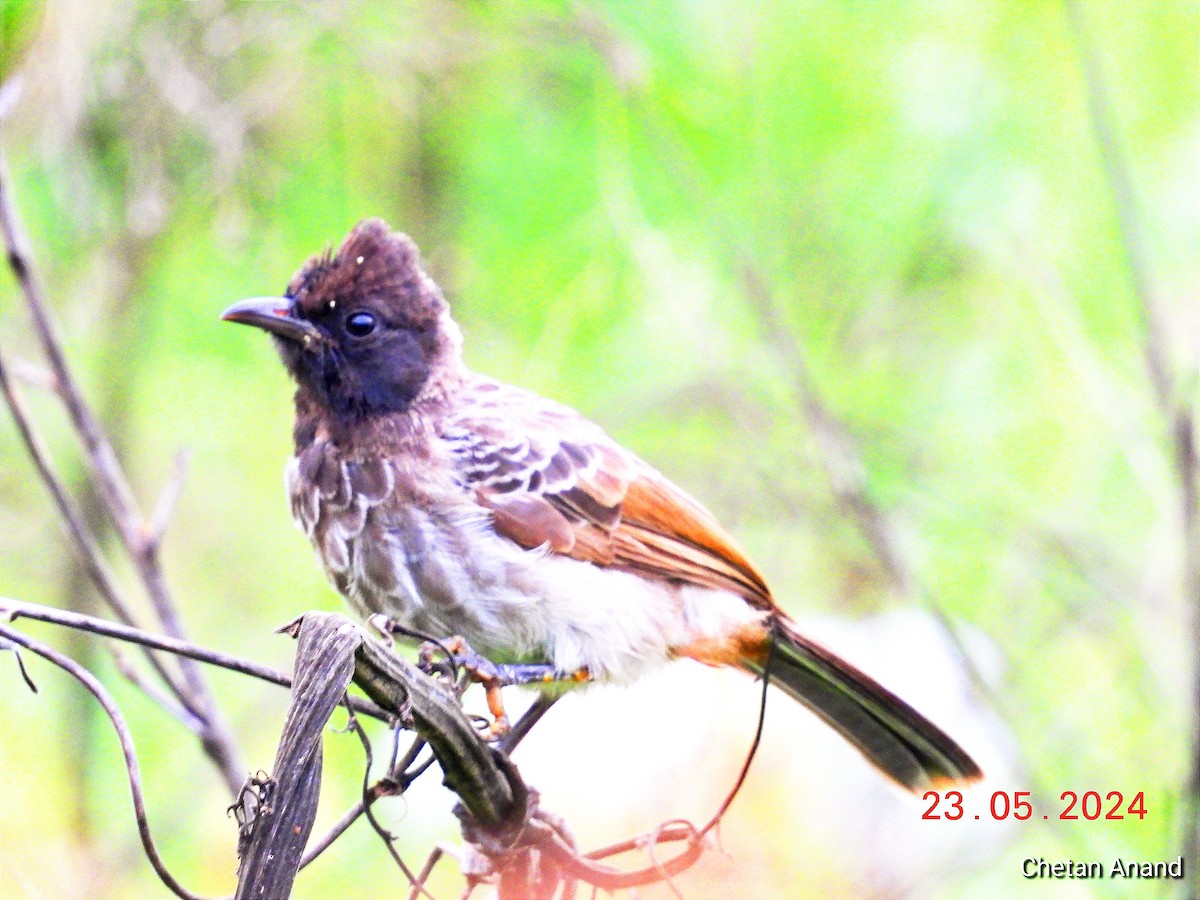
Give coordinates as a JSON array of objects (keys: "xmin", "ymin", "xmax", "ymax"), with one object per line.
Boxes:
[{"xmin": 276, "ymin": 219, "xmax": 457, "ymax": 424}]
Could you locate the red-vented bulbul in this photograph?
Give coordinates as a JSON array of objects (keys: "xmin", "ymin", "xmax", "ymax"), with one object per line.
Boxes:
[{"xmin": 221, "ymin": 219, "xmax": 982, "ymax": 792}]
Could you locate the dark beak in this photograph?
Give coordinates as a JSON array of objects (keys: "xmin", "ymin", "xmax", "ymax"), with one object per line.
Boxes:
[{"xmin": 220, "ymin": 297, "xmax": 324, "ymax": 347}]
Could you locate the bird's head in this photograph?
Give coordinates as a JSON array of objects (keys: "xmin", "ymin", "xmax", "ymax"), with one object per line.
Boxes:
[{"xmin": 221, "ymin": 219, "xmax": 462, "ymax": 422}]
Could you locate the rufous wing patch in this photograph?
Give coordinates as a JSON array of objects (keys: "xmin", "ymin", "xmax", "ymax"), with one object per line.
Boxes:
[
  {"xmin": 615, "ymin": 473, "xmax": 773, "ymax": 604},
  {"xmin": 444, "ymin": 375, "xmax": 775, "ymax": 608},
  {"xmin": 565, "ymin": 522, "xmax": 617, "ymax": 566},
  {"xmin": 603, "ymin": 523, "xmax": 766, "ymax": 602}
]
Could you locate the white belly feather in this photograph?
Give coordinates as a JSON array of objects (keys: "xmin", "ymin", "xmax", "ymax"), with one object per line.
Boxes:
[{"xmin": 285, "ymin": 454, "xmax": 762, "ymax": 682}]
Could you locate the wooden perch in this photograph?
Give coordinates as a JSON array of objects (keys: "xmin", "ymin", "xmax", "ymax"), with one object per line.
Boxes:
[
  {"xmin": 234, "ymin": 613, "xmax": 533, "ymax": 899},
  {"xmin": 234, "ymin": 615, "xmax": 360, "ymax": 899},
  {"xmin": 233, "ymin": 612, "xmax": 734, "ymax": 899}
]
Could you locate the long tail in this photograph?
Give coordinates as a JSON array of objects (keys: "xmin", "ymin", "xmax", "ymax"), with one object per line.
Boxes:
[{"xmin": 747, "ymin": 616, "xmax": 983, "ymax": 792}]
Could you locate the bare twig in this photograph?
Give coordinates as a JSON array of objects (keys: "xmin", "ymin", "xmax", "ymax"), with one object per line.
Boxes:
[
  {"xmin": 498, "ymin": 693, "xmax": 558, "ymax": 755},
  {"xmin": 0, "ymin": 148, "xmax": 244, "ymax": 793},
  {"xmin": 639, "ymin": 819, "xmax": 687, "ymax": 900},
  {"xmin": 0, "ymin": 597, "xmax": 390, "ymax": 721},
  {"xmin": 0, "ymin": 624, "xmax": 204, "ymax": 900},
  {"xmin": 298, "ymin": 797, "xmax": 367, "ymax": 871},
  {"xmin": 740, "ymin": 265, "xmax": 988, "ymax": 679},
  {"xmin": 403, "ymin": 752, "xmax": 438, "ymax": 785},
  {"xmin": 0, "ymin": 357, "xmax": 194, "ymax": 701},
  {"xmin": 0, "ymin": 73, "xmax": 22, "ymax": 121},
  {"xmin": 112, "ymin": 646, "xmax": 206, "ymax": 733},
  {"xmin": 1063, "ymin": 0, "xmax": 1199, "ymax": 866},
  {"xmin": 6, "ymin": 356, "xmax": 55, "ymax": 391},
  {"xmin": 298, "ymin": 733, "xmax": 429, "ymax": 871},
  {"xmin": 692, "ymin": 629, "xmax": 773, "ymax": 843},
  {"xmin": 408, "ymin": 846, "xmax": 447, "ymax": 900},
  {"xmin": 0, "ymin": 150, "xmax": 167, "ymax": 601},
  {"xmin": 395, "ymin": 735, "xmax": 429, "ymax": 780},
  {"xmin": 1062, "ymin": 0, "xmax": 1172, "ymax": 414},
  {"xmin": 0, "ymin": 151, "xmax": 156, "ymax": 587},
  {"xmin": 1180, "ymin": 405, "xmax": 1200, "ymax": 867},
  {"xmin": 347, "ymin": 714, "xmax": 435, "ymax": 898},
  {"xmin": 352, "ymin": 628, "xmax": 520, "ymax": 828},
  {"xmin": 148, "ymin": 448, "xmax": 192, "ymax": 548},
  {"xmin": 0, "ymin": 634, "xmax": 38, "ymax": 692},
  {"xmin": 1, "ymin": 597, "xmax": 288, "ymax": 685},
  {"xmin": 532, "ymin": 635, "xmax": 775, "ymax": 893}
]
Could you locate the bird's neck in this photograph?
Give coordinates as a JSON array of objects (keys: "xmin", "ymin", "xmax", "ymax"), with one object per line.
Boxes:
[{"xmin": 291, "ymin": 365, "xmax": 465, "ymax": 459}]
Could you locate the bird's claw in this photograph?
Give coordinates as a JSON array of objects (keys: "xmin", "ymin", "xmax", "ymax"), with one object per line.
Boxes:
[
  {"xmin": 418, "ymin": 635, "xmax": 511, "ymax": 741},
  {"xmin": 366, "ymin": 613, "xmax": 398, "ymax": 648}
]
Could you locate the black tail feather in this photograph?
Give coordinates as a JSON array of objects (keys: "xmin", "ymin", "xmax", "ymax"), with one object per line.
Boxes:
[{"xmin": 749, "ymin": 617, "xmax": 983, "ymax": 792}]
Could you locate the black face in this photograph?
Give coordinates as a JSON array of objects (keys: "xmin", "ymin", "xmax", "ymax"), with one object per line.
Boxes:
[
  {"xmin": 276, "ymin": 297, "xmax": 439, "ymax": 419},
  {"xmin": 222, "ymin": 219, "xmax": 452, "ymax": 422}
]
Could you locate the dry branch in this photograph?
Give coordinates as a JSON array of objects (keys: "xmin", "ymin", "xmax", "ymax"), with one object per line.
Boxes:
[
  {"xmin": 234, "ymin": 615, "xmax": 360, "ymax": 899},
  {"xmin": 0, "ymin": 597, "xmax": 390, "ymax": 722},
  {"xmin": 235, "ymin": 612, "xmax": 754, "ymax": 898},
  {"xmin": 2, "ymin": 590, "xmax": 765, "ymax": 896},
  {"xmin": 0, "ymin": 624, "xmax": 202, "ymax": 900},
  {"xmin": 0, "ymin": 144, "xmax": 244, "ymax": 792}
]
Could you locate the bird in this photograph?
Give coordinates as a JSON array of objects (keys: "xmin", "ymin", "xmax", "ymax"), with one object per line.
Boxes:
[{"xmin": 221, "ymin": 218, "xmax": 982, "ymax": 792}]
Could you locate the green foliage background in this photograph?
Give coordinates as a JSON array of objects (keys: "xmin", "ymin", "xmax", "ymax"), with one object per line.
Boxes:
[{"xmin": 0, "ymin": 1, "xmax": 1195, "ymax": 897}]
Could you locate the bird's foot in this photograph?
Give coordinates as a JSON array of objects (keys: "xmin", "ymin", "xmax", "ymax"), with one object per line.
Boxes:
[
  {"xmin": 416, "ymin": 635, "xmax": 511, "ymax": 740},
  {"xmin": 416, "ymin": 636, "xmax": 590, "ymax": 741}
]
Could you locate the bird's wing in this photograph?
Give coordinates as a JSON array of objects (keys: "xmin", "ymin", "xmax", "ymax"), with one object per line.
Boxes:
[{"xmin": 441, "ymin": 376, "xmax": 773, "ymax": 606}]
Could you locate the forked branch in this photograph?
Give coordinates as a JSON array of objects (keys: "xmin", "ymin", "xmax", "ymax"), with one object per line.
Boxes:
[{"xmin": 0, "ymin": 140, "xmax": 244, "ymax": 792}]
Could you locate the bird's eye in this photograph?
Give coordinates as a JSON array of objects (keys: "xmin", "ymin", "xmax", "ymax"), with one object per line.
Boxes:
[{"xmin": 345, "ymin": 311, "xmax": 376, "ymax": 337}]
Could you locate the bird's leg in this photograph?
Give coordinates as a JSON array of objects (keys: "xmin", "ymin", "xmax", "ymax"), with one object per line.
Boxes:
[
  {"xmin": 417, "ymin": 635, "xmax": 590, "ymax": 742},
  {"xmin": 431, "ymin": 636, "xmax": 512, "ymax": 739}
]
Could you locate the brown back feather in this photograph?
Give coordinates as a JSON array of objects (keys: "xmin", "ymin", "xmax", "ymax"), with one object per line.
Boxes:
[{"xmin": 446, "ymin": 377, "xmax": 775, "ymax": 608}]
